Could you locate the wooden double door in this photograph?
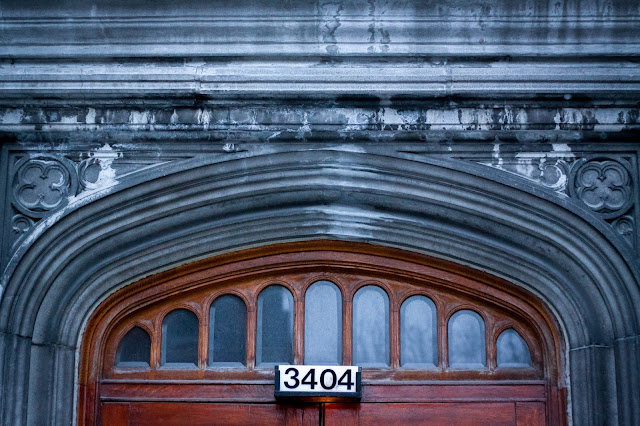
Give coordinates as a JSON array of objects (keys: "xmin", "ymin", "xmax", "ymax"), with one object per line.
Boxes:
[{"xmin": 101, "ymin": 400, "xmax": 545, "ymax": 425}]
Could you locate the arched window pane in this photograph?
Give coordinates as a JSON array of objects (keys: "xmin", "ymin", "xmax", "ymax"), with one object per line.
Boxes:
[
  {"xmin": 401, "ymin": 296, "xmax": 437, "ymax": 368},
  {"xmin": 305, "ymin": 281, "xmax": 342, "ymax": 365},
  {"xmin": 353, "ymin": 285, "xmax": 389, "ymax": 367},
  {"xmin": 161, "ymin": 309, "xmax": 199, "ymax": 366},
  {"xmin": 257, "ymin": 285, "xmax": 294, "ymax": 366},
  {"xmin": 116, "ymin": 326, "xmax": 151, "ymax": 366},
  {"xmin": 448, "ymin": 310, "xmax": 485, "ymax": 369},
  {"xmin": 209, "ymin": 295, "xmax": 247, "ymax": 366},
  {"xmin": 497, "ymin": 329, "xmax": 532, "ymax": 367}
]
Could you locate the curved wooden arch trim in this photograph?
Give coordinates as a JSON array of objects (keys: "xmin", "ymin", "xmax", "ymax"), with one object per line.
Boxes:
[
  {"xmin": 204, "ymin": 289, "xmax": 252, "ymax": 314},
  {"xmin": 300, "ymin": 277, "xmax": 342, "ymax": 297},
  {"xmin": 79, "ymin": 240, "xmax": 566, "ymax": 425}
]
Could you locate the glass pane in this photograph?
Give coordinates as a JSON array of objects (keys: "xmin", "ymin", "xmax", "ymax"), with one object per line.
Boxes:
[
  {"xmin": 497, "ymin": 329, "xmax": 532, "ymax": 367},
  {"xmin": 161, "ymin": 309, "xmax": 199, "ymax": 365},
  {"xmin": 209, "ymin": 295, "xmax": 247, "ymax": 366},
  {"xmin": 448, "ymin": 310, "xmax": 486, "ymax": 369},
  {"xmin": 116, "ymin": 326, "xmax": 151, "ymax": 366},
  {"xmin": 353, "ymin": 285, "xmax": 389, "ymax": 367},
  {"xmin": 257, "ymin": 285, "xmax": 294, "ymax": 366},
  {"xmin": 401, "ymin": 296, "xmax": 437, "ymax": 368},
  {"xmin": 305, "ymin": 281, "xmax": 342, "ymax": 365}
]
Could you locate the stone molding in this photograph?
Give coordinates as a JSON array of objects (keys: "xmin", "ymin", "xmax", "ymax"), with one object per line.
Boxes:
[
  {"xmin": 1, "ymin": 104, "xmax": 638, "ymax": 140},
  {"xmin": 1, "ymin": 12, "xmax": 639, "ymax": 58},
  {"xmin": 1, "ymin": 62, "xmax": 639, "ymax": 100}
]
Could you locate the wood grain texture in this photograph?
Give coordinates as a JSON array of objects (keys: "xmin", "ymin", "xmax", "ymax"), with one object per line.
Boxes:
[
  {"xmin": 325, "ymin": 402, "xmax": 517, "ymax": 426},
  {"xmin": 517, "ymin": 402, "xmax": 546, "ymax": 426},
  {"xmin": 100, "ymin": 403, "xmax": 129, "ymax": 426},
  {"xmin": 124, "ymin": 403, "xmax": 318, "ymax": 426}
]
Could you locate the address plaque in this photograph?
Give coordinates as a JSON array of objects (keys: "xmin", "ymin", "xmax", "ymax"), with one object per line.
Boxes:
[{"xmin": 274, "ymin": 365, "xmax": 361, "ymax": 398}]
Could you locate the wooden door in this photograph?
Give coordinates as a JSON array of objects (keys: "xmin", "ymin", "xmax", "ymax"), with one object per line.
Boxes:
[
  {"xmin": 79, "ymin": 242, "xmax": 565, "ymax": 425},
  {"xmin": 324, "ymin": 402, "xmax": 545, "ymax": 426},
  {"xmin": 101, "ymin": 402, "xmax": 320, "ymax": 426},
  {"xmin": 101, "ymin": 400, "xmax": 544, "ymax": 426}
]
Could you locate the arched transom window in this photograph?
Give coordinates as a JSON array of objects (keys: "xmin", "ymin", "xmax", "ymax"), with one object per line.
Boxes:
[
  {"xmin": 101, "ymin": 253, "xmax": 548, "ymax": 380},
  {"xmin": 112, "ymin": 281, "xmax": 535, "ymax": 374}
]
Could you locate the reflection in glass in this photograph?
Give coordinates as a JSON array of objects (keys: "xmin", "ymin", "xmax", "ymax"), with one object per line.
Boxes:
[
  {"xmin": 161, "ymin": 309, "xmax": 199, "ymax": 365},
  {"xmin": 401, "ymin": 296, "xmax": 437, "ymax": 368},
  {"xmin": 353, "ymin": 285, "xmax": 389, "ymax": 367},
  {"xmin": 257, "ymin": 285, "xmax": 294, "ymax": 366},
  {"xmin": 209, "ymin": 295, "xmax": 247, "ymax": 366},
  {"xmin": 448, "ymin": 310, "xmax": 485, "ymax": 368},
  {"xmin": 116, "ymin": 326, "xmax": 151, "ymax": 366},
  {"xmin": 305, "ymin": 281, "xmax": 342, "ymax": 365},
  {"xmin": 497, "ymin": 329, "xmax": 532, "ymax": 367}
]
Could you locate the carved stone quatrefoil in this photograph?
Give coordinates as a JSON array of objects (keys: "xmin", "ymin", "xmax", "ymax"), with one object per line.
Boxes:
[
  {"xmin": 569, "ymin": 159, "xmax": 633, "ymax": 219},
  {"xmin": 12, "ymin": 155, "xmax": 78, "ymax": 219}
]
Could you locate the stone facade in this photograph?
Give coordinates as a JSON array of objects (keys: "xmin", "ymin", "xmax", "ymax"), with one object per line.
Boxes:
[{"xmin": 1, "ymin": 0, "xmax": 639, "ymax": 424}]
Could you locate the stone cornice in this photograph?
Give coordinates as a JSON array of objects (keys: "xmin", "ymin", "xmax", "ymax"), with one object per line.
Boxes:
[
  {"xmin": 1, "ymin": 14, "xmax": 639, "ymax": 58},
  {"xmin": 1, "ymin": 61, "xmax": 639, "ymax": 101}
]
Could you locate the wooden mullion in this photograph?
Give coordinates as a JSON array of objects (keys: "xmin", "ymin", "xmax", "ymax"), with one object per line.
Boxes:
[
  {"xmin": 486, "ymin": 313, "xmax": 497, "ymax": 371},
  {"xmin": 343, "ymin": 293, "xmax": 353, "ymax": 366},
  {"xmin": 247, "ymin": 303, "xmax": 257, "ymax": 370},
  {"xmin": 390, "ymin": 297, "xmax": 400, "ymax": 369},
  {"xmin": 151, "ymin": 317, "xmax": 161, "ymax": 370},
  {"xmin": 294, "ymin": 293, "xmax": 304, "ymax": 365},
  {"xmin": 199, "ymin": 307, "xmax": 208, "ymax": 370},
  {"xmin": 439, "ymin": 303, "xmax": 449, "ymax": 370}
]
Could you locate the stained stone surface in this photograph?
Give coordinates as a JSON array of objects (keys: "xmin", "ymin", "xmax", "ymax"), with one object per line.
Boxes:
[{"xmin": 0, "ymin": 0, "xmax": 639, "ymax": 425}]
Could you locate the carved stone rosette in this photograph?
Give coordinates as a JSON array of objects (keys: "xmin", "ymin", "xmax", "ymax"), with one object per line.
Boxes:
[
  {"xmin": 569, "ymin": 158, "xmax": 633, "ymax": 219},
  {"xmin": 569, "ymin": 157, "xmax": 635, "ymax": 244},
  {"xmin": 11, "ymin": 154, "xmax": 79, "ymax": 221}
]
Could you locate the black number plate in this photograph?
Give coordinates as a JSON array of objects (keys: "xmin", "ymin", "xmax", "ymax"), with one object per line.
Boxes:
[{"xmin": 275, "ymin": 365, "xmax": 361, "ymax": 398}]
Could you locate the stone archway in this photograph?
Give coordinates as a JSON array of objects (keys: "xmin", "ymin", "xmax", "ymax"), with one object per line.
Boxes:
[{"xmin": 0, "ymin": 151, "xmax": 638, "ymax": 424}]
